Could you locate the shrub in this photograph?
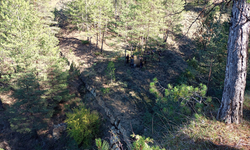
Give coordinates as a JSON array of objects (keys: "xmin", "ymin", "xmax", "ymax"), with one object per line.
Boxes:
[
  {"xmin": 176, "ymin": 69, "xmax": 196, "ymax": 84},
  {"xmin": 81, "ymin": 40, "xmax": 90, "ymax": 45},
  {"xmin": 101, "ymin": 88, "xmax": 110, "ymax": 94},
  {"xmin": 65, "ymin": 106, "xmax": 100, "ymax": 148},
  {"xmin": 149, "ymin": 78, "xmax": 214, "ymax": 124},
  {"xmin": 131, "ymin": 134, "xmax": 165, "ymax": 150},
  {"xmin": 95, "ymin": 138, "xmax": 110, "ymax": 150},
  {"xmin": 105, "ymin": 61, "xmax": 115, "ymax": 84},
  {"xmin": 95, "ymin": 135, "xmax": 165, "ymax": 150},
  {"xmin": 95, "ymin": 52, "xmax": 102, "ymax": 56}
]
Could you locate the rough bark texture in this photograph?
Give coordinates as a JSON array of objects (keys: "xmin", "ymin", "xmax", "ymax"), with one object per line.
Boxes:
[{"xmin": 217, "ymin": 0, "xmax": 250, "ymax": 124}]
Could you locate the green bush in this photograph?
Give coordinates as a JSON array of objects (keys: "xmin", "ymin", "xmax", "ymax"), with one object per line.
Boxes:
[
  {"xmin": 149, "ymin": 78, "xmax": 215, "ymax": 125},
  {"xmin": 101, "ymin": 88, "xmax": 110, "ymax": 94},
  {"xmin": 95, "ymin": 135, "xmax": 164, "ymax": 150},
  {"xmin": 187, "ymin": 57, "xmax": 198, "ymax": 69},
  {"xmin": 106, "ymin": 61, "xmax": 115, "ymax": 84},
  {"xmin": 95, "ymin": 52, "xmax": 102, "ymax": 56},
  {"xmin": 95, "ymin": 138, "xmax": 110, "ymax": 150},
  {"xmin": 131, "ymin": 134, "xmax": 165, "ymax": 150},
  {"xmin": 81, "ymin": 40, "xmax": 90, "ymax": 45},
  {"xmin": 65, "ymin": 106, "xmax": 100, "ymax": 148},
  {"xmin": 176, "ymin": 69, "xmax": 196, "ymax": 84}
]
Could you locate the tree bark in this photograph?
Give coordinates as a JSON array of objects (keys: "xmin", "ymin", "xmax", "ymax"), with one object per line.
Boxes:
[
  {"xmin": 217, "ymin": 0, "xmax": 250, "ymax": 124},
  {"xmin": 96, "ymin": 32, "xmax": 98, "ymax": 50},
  {"xmin": 101, "ymin": 31, "xmax": 104, "ymax": 53}
]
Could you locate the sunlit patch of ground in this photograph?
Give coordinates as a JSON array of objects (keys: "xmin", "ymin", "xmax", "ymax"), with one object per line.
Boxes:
[
  {"xmin": 0, "ymin": 91, "xmax": 16, "ymax": 106},
  {"xmin": 165, "ymin": 116, "xmax": 250, "ymax": 149}
]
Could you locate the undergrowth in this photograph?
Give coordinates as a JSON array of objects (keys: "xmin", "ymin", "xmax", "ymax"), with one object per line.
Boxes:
[
  {"xmin": 164, "ymin": 114, "xmax": 250, "ymax": 149},
  {"xmin": 142, "ymin": 76, "xmax": 250, "ymax": 149},
  {"xmin": 65, "ymin": 106, "xmax": 100, "ymax": 148},
  {"xmin": 146, "ymin": 78, "xmax": 215, "ymax": 128}
]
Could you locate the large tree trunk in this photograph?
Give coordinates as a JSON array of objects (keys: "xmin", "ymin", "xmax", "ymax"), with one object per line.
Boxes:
[{"xmin": 217, "ymin": 0, "xmax": 250, "ymax": 124}]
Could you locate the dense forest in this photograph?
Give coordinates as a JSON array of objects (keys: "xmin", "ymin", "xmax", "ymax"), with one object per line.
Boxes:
[{"xmin": 0, "ymin": 0, "xmax": 250, "ymax": 149}]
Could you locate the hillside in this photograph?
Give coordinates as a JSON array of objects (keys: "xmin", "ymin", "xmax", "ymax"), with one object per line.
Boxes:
[{"xmin": 0, "ymin": 0, "xmax": 250, "ymax": 150}]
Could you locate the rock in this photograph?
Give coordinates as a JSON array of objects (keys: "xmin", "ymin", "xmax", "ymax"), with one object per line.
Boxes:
[
  {"xmin": 115, "ymin": 119, "xmax": 120, "ymax": 127},
  {"xmin": 91, "ymin": 88, "xmax": 96, "ymax": 97},
  {"xmin": 110, "ymin": 134, "xmax": 119, "ymax": 144},
  {"xmin": 53, "ymin": 123, "xmax": 67, "ymax": 140},
  {"xmin": 110, "ymin": 116, "xmax": 115, "ymax": 125},
  {"xmin": 111, "ymin": 143, "xmax": 120, "ymax": 150},
  {"xmin": 78, "ymin": 76, "xmax": 132, "ymax": 149},
  {"xmin": 110, "ymin": 129, "xmax": 120, "ymax": 150}
]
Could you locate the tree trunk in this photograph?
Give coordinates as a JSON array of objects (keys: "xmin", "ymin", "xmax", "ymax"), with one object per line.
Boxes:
[
  {"xmin": 114, "ymin": 0, "xmax": 117, "ymax": 28},
  {"xmin": 101, "ymin": 31, "xmax": 104, "ymax": 53},
  {"xmin": 217, "ymin": 0, "xmax": 250, "ymax": 124},
  {"xmin": 96, "ymin": 32, "xmax": 98, "ymax": 50},
  {"xmin": 89, "ymin": 37, "xmax": 92, "ymax": 53}
]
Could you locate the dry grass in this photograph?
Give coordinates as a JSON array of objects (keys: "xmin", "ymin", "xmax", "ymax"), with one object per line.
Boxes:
[{"xmin": 163, "ymin": 115, "xmax": 250, "ymax": 150}]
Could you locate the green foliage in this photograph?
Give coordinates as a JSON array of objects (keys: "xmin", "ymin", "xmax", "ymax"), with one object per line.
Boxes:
[
  {"xmin": 0, "ymin": 0, "xmax": 59, "ymax": 77},
  {"xmin": 105, "ymin": 61, "xmax": 115, "ymax": 83},
  {"xmin": 0, "ymin": 0, "xmax": 78, "ymax": 134},
  {"xmin": 95, "ymin": 52, "xmax": 102, "ymax": 56},
  {"xmin": 45, "ymin": 66, "xmax": 75, "ymax": 116},
  {"xmin": 81, "ymin": 40, "xmax": 90, "ymax": 45},
  {"xmin": 187, "ymin": 57, "xmax": 198, "ymax": 69},
  {"xmin": 101, "ymin": 87, "xmax": 110, "ymax": 94},
  {"xmin": 244, "ymin": 91, "xmax": 250, "ymax": 110},
  {"xmin": 176, "ymin": 68, "xmax": 196, "ymax": 85},
  {"xmin": 9, "ymin": 73, "xmax": 48, "ymax": 133},
  {"xmin": 191, "ymin": 5, "xmax": 229, "ymax": 98},
  {"xmin": 64, "ymin": 138, "xmax": 80, "ymax": 150},
  {"xmin": 149, "ymin": 78, "xmax": 214, "ymax": 126},
  {"xmin": 65, "ymin": 0, "xmax": 184, "ymax": 54},
  {"xmin": 95, "ymin": 138, "xmax": 110, "ymax": 150},
  {"xmin": 65, "ymin": 106, "xmax": 100, "ymax": 148},
  {"xmin": 131, "ymin": 134, "xmax": 165, "ymax": 150}
]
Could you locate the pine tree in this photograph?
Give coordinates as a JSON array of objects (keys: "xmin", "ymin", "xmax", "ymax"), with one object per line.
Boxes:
[
  {"xmin": 9, "ymin": 72, "xmax": 47, "ymax": 133},
  {"xmin": 0, "ymin": 0, "xmax": 59, "ymax": 77},
  {"xmin": 0, "ymin": 0, "xmax": 72, "ymax": 133},
  {"xmin": 90, "ymin": 0, "xmax": 113, "ymax": 53}
]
